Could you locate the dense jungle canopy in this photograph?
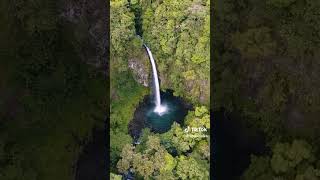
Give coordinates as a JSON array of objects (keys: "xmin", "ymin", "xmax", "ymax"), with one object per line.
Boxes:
[
  {"xmin": 0, "ymin": 0, "xmax": 107, "ymax": 179},
  {"xmin": 110, "ymin": 0, "xmax": 210, "ymax": 179},
  {"xmin": 214, "ymin": 0, "xmax": 320, "ymax": 179}
]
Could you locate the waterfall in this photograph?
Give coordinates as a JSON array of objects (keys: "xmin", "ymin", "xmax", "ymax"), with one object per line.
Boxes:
[
  {"xmin": 143, "ymin": 44, "xmax": 167, "ymax": 115},
  {"xmin": 144, "ymin": 45, "xmax": 161, "ymax": 107}
]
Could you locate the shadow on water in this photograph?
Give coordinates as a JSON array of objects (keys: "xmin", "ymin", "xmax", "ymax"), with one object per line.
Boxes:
[
  {"xmin": 129, "ymin": 89, "xmax": 192, "ymax": 138},
  {"xmin": 213, "ymin": 108, "xmax": 270, "ymax": 180}
]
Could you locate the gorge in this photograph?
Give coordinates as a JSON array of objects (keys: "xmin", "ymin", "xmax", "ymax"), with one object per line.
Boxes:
[
  {"xmin": 111, "ymin": 0, "xmax": 210, "ymax": 179},
  {"xmin": 128, "ymin": 43, "xmax": 191, "ymax": 136}
]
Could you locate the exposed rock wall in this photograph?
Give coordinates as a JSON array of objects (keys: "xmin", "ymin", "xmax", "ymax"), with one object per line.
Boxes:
[
  {"xmin": 128, "ymin": 57, "xmax": 150, "ymax": 87},
  {"xmin": 60, "ymin": 0, "xmax": 108, "ymax": 73}
]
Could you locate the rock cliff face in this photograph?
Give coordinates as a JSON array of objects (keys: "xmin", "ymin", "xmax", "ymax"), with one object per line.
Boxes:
[
  {"xmin": 128, "ymin": 49, "xmax": 151, "ymax": 87},
  {"xmin": 60, "ymin": 0, "xmax": 108, "ymax": 73},
  {"xmin": 128, "ymin": 58, "xmax": 149, "ymax": 87}
]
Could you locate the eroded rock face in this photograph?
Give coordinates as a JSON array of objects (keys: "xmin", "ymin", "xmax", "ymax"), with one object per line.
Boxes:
[
  {"xmin": 128, "ymin": 56, "xmax": 150, "ymax": 87},
  {"xmin": 60, "ymin": 0, "xmax": 108, "ymax": 72},
  {"xmin": 199, "ymin": 79, "xmax": 210, "ymax": 104}
]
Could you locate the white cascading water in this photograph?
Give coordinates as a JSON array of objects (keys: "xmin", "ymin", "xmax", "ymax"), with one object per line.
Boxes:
[{"xmin": 144, "ymin": 44, "xmax": 167, "ymax": 115}]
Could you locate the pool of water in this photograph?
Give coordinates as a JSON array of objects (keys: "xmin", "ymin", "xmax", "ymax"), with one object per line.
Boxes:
[
  {"xmin": 145, "ymin": 92, "xmax": 189, "ymax": 133},
  {"xmin": 129, "ymin": 89, "xmax": 191, "ymax": 137}
]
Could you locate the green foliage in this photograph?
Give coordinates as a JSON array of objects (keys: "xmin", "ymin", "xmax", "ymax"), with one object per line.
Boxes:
[
  {"xmin": 118, "ymin": 124, "xmax": 210, "ymax": 179},
  {"xmin": 110, "ymin": 0, "xmax": 145, "ymax": 75},
  {"xmin": 110, "ymin": 173, "xmax": 122, "ymax": 180},
  {"xmin": 194, "ymin": 140, "xmax": 210, "ymax": 160},
  {"xmin": 267, "ymin": 0, "xmax": 297, "ymax": 8},
  {"xmin": 139, "ymin": 0, "xmax": 210, "ymax": 104},
  {"xmin": 12, "ymin": 0, "xmax": 58, "ymax": 34},
  {"xmin": 295, "ymin": 166, "xmax": 320, "ymax": 180},
  {"xmin": 271, "ymin": 140, "xmax": 313, "ymax": 173},
  {"xmin": 117, "ymin": 144, "xmax": 135, "ymax": 173},
  {"xmin": 110, "ymin": 0, "xmax": 153, "ymax": 175},
  {"xmin": 214, "ymin": 1, "xmax": 320, "ymax": 179},
  {"xmin": 176, "ymin": 156, "xmax": 209, "ymax": 180},
  {"xmin": 242, "ymin": 156, "xmax": 273, "ymax": 180},
  {"xmin": 232, "ymin": 27, "xmax": 277, "ymax": 60},
  {"xmin": 135, "ymin": 128, "xmax": 152, "ymax": 152},
  {"xmin": 195, "ymin": 106, "xmax": 209, "ymax": 117},
  {"xmin": 110, "ymin": 131, "xmax": 132, "ymax": 171},
  {"xmin": 162, "ymin": 152, "xmax": 177, "ymax": 172},
  {"xmin": 111, "ymin": 1, "xmax": 210, "ymax": 179},
  {"xmin": 155, "ymin": 170, "xmax": 177, "ymax": 180},
  {"xmin": 159, "ymin": 107, "xmax": 210, "ymax": 155},
  {"xmin": 117, "ymin": 136, "xmax": 167, "ymax": 179},
  {"xmin": 117, "ymin": 106, "xmax": 210, "ymax": 178},
  {"xmin": 110, "ymin": 71, "xmax": 147, "ymax": 170},
  {"xmin": 0, "ymin": 0, "xmax": 107, "ymax": 179},
  {"xmin": 110, "ymin": 0, "xmax": 136, "ymax": 58},
  {"xmin": 214, "ymin": 0, "xmax": 320, "ymax": 141},
  {"xmin": 243, "ymin": 140, "xmax": 320, "ymax": 180},
  {"xmin": 186, "ymin": 106, "xmax": 210, "ymax": 129},
  {"xmin": 169, "ymin": 122, "xmax": 194, "ymax": 153}
]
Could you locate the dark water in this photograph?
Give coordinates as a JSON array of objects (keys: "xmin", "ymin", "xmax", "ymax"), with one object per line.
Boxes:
[
  {"xmin": 213, "ymin": 109, "xmax": 269, "ymax": 180},
  {"xmin": 129, "ymin": 90, "xmax": 191, "ymax": 137}
]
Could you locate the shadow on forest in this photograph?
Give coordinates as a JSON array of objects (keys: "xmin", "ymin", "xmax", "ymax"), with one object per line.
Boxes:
[
  {"xmin": 213, "ymin": 108, "xmax": 270, "ymax": 180},
  {"xmin": 75, "ymin": 128, "xmax": 107, "ymax": 180}
]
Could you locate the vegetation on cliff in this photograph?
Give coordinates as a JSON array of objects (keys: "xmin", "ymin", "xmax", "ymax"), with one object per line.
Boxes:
[
  {"xmin": 0, "ymin": 0, "xmax": 107, "ymax": 179},
  {"xmin": 110, "ymin": 0, "xmax": 210, "ymax": 179},
  {"xmin": 214, "ymin": 0, "xmax": 320, "ymax": 178},
  {"xmin": 139, "ymin": 0, "xmax": 210, "ymax": 105},
  {"xmin": 116, "ymin": 107, "xmax": 210, "ymax": 179}
]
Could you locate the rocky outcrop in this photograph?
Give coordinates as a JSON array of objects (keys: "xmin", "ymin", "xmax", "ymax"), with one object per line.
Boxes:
[
  {"xmin": 60, "ymin": 0, "xmax": 108, "ymax": 73},
  {"xmin": 128, "ymin": 52, "xmax": 150, "ymax": 87}
]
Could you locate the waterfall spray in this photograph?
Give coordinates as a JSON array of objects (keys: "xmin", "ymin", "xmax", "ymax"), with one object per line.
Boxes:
[{"xmin": 144, "ymin": 44, "xmax": 167, "ymax": 115}]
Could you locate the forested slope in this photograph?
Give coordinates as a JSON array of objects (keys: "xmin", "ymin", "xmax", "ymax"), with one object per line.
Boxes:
[
  {"xmin": 0, "ymin": 0, "xmax": 107, "ymax": 179},
  {"xmin": 140, "ymin": 0, "xmax": 210, "ymax": 105},
  {"xmin": 110, "ymin": 0, "xmax": 210, "ymax": 179},
  {"xmin": 214, "ymin": 0, "xmax": 320, "ymax": 179}
]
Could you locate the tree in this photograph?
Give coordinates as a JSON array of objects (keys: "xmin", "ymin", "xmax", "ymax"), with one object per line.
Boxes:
[
  {"xmin": 117, "ymin": 144, "xmax": 135, "ymax": 173},
  {"xmin": 12, "ymin": 0, "xmax": 58, "ymax": 34},
  {"xmin": 243, "ymin": 140, "xmax": 320, "ymax": 180},
  {"xmin": 110, "ymin": 0, "xmax": 140, "ymax": 75},
  {"xmin": 213, "ymin": 0, "xmax": 320, "ymax": 179},
  {"xmin": 110, "ymin": 130, "xmax": 132, "ymax": 171},
  {"xmin": 232, "ymin": 27, "xmax": 277, "ymax": 60},
  {"xmin": 271, "ymin": 140, "xmax": 313, "ymax": 174},
  {"xmin": 117, "ymin": 135, "xmax": 167, "ymax": 179},
  {"xmin": 110, "ymin": 173, "xmax": 122, "ymax": 180},
  {"xmin": 242, "ymin": 156, "xmax": 273, "ymax": 180},
  {"xmin": 267, "ymin": 0, "xmax": 297, "ymax": 8},
  {"xmin": 165, "ymin": 122, "xmax": 195, "ymax": 153},
  {"xmin": 186, "ymin": 106, "xmax": 210, "ymax": 129},
  {"xmin": 176, "ymin": 156, "xmax": 209, "ymax": 180},
  {"xmin": 138, "ymin": 0, "xmax": 210, "ymax": 104}
]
